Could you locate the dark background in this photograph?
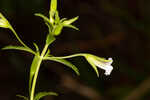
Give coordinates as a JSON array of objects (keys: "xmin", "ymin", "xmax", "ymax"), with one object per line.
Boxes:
[{"xmin": 0, "ymin": 0, "xmax": 150, "ymax": 100}]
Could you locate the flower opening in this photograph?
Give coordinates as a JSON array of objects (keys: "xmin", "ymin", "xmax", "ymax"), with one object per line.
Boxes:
[{"xmin": 86, "ymin": 54, "xmax": 113, "ymax": 76}]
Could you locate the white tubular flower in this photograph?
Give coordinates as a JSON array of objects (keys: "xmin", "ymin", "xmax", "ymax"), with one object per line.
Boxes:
[
  {"xmin": 85, "ymin": 54, "xmax": 113, "ymax": 76},
  {"xmin": 93, "ymin": 57, "xmax": 113, "ymax": 75}
]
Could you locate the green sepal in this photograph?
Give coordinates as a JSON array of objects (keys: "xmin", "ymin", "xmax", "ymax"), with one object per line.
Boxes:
[
  {"xmin": 43, "ymin": 57, "xmax": 80, "ymax": 75},
  {"xmin": 86, "ymin": 56, "xmax": 99, "ymax": 77},
  {"xmin": 95, "ymin": 55, "xmax": 112, "ymax": 63},
  {"xmin": 0, "ymin": 18, "xmax": 9, "ymax": 28},
  {"xmin": 84, "ymin": 54, "xmax": 99, "ymax": 77},
  {"xmin": 16, "ymin": 95, "xmax": 29, "ymax": 100},
  {"xmin": 34, "ymin": 92, "xmax": 58, "ymax": 100},
  {"xmin": 0, "ymin": 13, "xmax": 10, "ymax": 28},
  {"xmin": 2, "ymin": 45, "xmax": 36, "ymax": 55},
  {"xmin": 89, "ymin": 54, "xmax": 111, "ymax": 63}
]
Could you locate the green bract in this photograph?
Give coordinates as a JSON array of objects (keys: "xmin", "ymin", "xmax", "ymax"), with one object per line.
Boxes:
[{"xmin": 1, "ymin": 0, "xmax": 113, "ymax": 100}]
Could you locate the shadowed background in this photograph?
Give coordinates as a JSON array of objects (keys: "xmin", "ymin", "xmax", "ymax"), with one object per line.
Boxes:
[{"xmin": 0, "ymin": 0, "xmax": 150, "ymax": 100}]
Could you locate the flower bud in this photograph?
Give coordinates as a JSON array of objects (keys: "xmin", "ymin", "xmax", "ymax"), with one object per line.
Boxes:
[{"xmin": 0, "ymin": 13, "xmax": 9, "ymax": 28}]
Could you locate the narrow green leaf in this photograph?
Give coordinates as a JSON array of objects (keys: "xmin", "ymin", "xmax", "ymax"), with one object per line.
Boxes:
[
  {"xmin": 63, "ymin": 16, "xmax": 79, "ymax": 25},
  {"xmin": 60, "ymin": 18, "xmax": 67, "ymax": 23},
  {"xmin": 16, "ymin": 95, "xmax": 29, "ymax": 100},
  {"xmin": 86, "ymin": 57, "xmax": 99, "ymax": 77},
  {"xmin": 34, "ymin": 92, "xmax": 58, "ymax": 100},
  {"xmin": 64, "ymin": 24, "xmax": 79, "ymax": 30},
  {"xmin": 2, "ymin": 45, "xmax": 36, "ymax": 55},
  {"xmin": 35, "ymin": 13, "xmax": 50, "ymax": 24},
  {"xmin": 29, "ymin": 56, "xmax": 41, "ymax": 92},
  {"xmin": 43, "ymin": 57, "xmax": 80, "ymax": 75}
]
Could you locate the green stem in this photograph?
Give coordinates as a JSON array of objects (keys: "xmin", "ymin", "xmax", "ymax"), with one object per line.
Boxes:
[
  {"xmin": 30, "ymin": 57, "xmax": 42, "ymax": 100},
  {"xmin": 9, "ymin": 26, "xmax": 29, "ymax": 48},
  {"xmin": 30, "ymin": 44, "xmax": 49, "ymax": 100},
  {"xmin": 44, "ymin": 53, "xmax": 86, "ymax": 59}
]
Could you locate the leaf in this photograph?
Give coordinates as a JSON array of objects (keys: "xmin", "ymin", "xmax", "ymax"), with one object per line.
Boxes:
[
  {"xmin": 85, "ymin": 57, "xmax": 99, "ymax": 77},
  {"xmin": 16, "ymin": 95, "xmax": 29, "ymax": 100},
  {"xmin": 60, "ymin": 18, "xmax": 67, "ymax": 23},
  {"xmin": 43, "ymin": 57, "xmax": 80, "ymax": 75},
  {"xmin": 34, "ymin": 92, "xmax": 58, "ymax": 100},
  {"xmin": 63, "ymin": 16, "xmax": 79, "ymax": 25},
  {"xmin": 64, "ymin": 24, "xmax": 79, "ymax": 30},
  {"xmin": 2, "ymin": 45, "xmax": 36, "ymax": 55},
  {"xmin": 29, "ymin": 56, "xmax": 41, "ymax": 92},
  {"xmin": 35, "ymin": 13, "xmax": 50, "ymax": 24}
]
